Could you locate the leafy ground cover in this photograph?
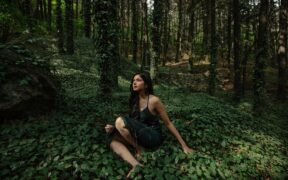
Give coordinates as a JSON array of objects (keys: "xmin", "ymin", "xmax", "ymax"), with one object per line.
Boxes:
[
  {"xmin": 1, "ymin": 68, "xmax": 287, "ymax": 179},
  {"xmin": 1, "ymin": 37, "xmax": 287, "ymax": 179}
]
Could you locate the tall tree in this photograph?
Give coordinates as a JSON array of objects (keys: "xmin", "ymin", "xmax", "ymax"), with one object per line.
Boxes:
[
  {"xmin": 202, "ymin": 0, "xmax": 210, "ymax": 57},
  {"xmin": 242, "ymin": 8, "xmax": 251, "ymax": 95},
  {"xmin": 233, "ymin": 0, "xmax": 242, "ymax": 101},
  {"xmin": 175, "ymin": 0, "xmax": 183, "ymax": 62},
  {"xmin": 132, "ymin": 0, "xmax": 139, "ymax": 63},
  {"xmin": 188, "ymin": 0, "xmax": 195, "ymax": 72},
  {"xmin": 126, "ymin": 0, "xmax": 131, "ymax": 58},
  {"xmin": 277, "ymin": 0, "xmax": 287, "ymax": 100},
  {"xmin": 151, "ymin": 0, "xmax": 163, "ymax": 80},
  {"xmin": 208, "ymin": 0, "xmax": 217, "ymax": 95},
  {"xmin": 84, "ymin": 0, "xmax": 91, "ymax": 38},
  {"xmin": 254, "ymin": 0, "xmax": 269, "ymax": 110},
  {"xmin": 162, "ymin": 0, "xmax": 170, "ymax": 66},
  {"xmin": 94, "ymin": 0, "xmax": 119, "ymax": 95},
  {"xmin": 75, "ymin": 0, "xmax": 79, "ymax": 19},
  {"xmin": 24, "ymin": 0, "xmax": 33, "ymax": 31},
  {"xmin": 56, "ymin": 0, "xmax": 64, "ymax": 53},
  {"xmin": 47, "ymin": 0, "xmax": 52, "ymax": 31},
  {"xmin": 65, "ymin": 0, "xmax": 74, "ymax": 54},
  {"xmin": 141, "ymin": 0, "xmax": 150, "ymax": 69},
  {"xmin": 227, "ymin": 0, "xmax": 232, "ymax": 67}
]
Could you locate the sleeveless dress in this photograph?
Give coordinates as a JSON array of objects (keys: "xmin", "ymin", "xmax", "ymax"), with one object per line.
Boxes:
[{"xmin": 106, "ymin": 95, "xmax": 165, "ymax": 150}]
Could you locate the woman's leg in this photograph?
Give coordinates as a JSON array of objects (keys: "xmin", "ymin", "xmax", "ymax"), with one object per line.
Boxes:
[
  {"xmin": 110, "ymin": 139, "xmax": 140, "ymax": 167},
  {"xmin": 109, "ymin": 134, "xmax": 143, "ymax": 178},
  {"xmin": 115, "ymin": 117, "xmax": 142, "ymax": 155}
]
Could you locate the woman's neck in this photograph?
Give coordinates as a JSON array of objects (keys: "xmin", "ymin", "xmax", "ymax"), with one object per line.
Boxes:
[{"xmin": 138, "ymin": 91, "xmax": 148, "ymax": 99}]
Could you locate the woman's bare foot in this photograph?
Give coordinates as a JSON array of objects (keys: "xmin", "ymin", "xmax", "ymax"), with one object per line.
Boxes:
[{"xmin": 126, "ymin": 164, "xmax": 144, "ymax": 179}]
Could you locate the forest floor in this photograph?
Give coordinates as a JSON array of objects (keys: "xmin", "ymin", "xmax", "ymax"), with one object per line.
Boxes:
[{"xmin": 1, "ymin": 35, "xmax": 288, "ymax": 179}]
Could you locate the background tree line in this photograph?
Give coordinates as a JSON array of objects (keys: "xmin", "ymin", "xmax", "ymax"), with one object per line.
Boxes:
[{"xmin": 0, "ymin": 0, "xmax": 287, "ymax": 112}]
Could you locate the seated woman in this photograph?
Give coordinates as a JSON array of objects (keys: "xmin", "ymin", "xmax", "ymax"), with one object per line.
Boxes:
[{"xmin": 105, "ymin": 72, "xmax": 193, "ymax": 178}]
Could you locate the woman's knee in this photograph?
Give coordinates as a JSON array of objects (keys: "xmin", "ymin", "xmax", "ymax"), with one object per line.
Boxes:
[{"xmin": 115, "ymin": 117, "xmax": 125, "ymax": 130}]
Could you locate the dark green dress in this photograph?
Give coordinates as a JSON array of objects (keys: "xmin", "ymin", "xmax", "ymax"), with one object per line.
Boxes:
[{"xmin": 106, "ymin": 95, "xmax": 165, "ymax": 150}]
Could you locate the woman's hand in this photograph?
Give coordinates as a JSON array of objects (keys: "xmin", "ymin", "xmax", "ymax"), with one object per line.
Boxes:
[
  {"xmin": 182, "ymin": 145, "xmax": 194, "ymax": 154},
  {"xmin": 105, "ymin": 124, "xmax": 115, "ymax": 133}
]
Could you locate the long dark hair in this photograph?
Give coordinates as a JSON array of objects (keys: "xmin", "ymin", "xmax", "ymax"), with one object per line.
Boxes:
[{"xmin": 129, "ymin": 72, "xmax": 154, "ymax": 119}]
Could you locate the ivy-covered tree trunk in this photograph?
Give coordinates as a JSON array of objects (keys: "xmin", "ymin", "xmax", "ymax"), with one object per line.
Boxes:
[
  {"xmin": 151, "ymin": 0, "xmax": 163, "ymax": 80},
  {"xmin": 175, "ymin": 0, "xmax": 183, "ymax": 62},
  {"xmin": 84, "ymin": 0, "xmax": 91, "ymax": 38},
  {"xmin": 47, "ymin": 0, "xmax": 52, "ymax": 31},
  {"xmin": 56, "ymin": 0, "xmax": 64, "ymax": 53},
  {"xmin": 94, "ymin": 0, "xmax": 119, "ymax": 95},
  {"xmin": 233, "ymin": 0, "xmax": 242, "ymax": 101},
  {"xmin": 132, "ymin": 0, "xmax": 139, "ymax": 63},
  {"xmin": 277, "ymin": 0, "xmax": 287, "ymax": 100},
  {"xmin": 254, "ymin": 0, "xmax": 269, "ymax": 110},
  {"xmin": 65, "ymin": 0, "xmax": 74, "ymax": 54}
]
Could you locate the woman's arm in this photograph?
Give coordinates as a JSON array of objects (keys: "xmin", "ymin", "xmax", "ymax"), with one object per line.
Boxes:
[{"xmin": 154, "ymin": 98, "xmax": 194, "ymax": 154}]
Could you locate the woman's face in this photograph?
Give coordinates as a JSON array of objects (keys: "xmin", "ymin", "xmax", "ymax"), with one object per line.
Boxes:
[{"xmin": 132, "ymin": 74, "xmax": 146, "ymax": 92}]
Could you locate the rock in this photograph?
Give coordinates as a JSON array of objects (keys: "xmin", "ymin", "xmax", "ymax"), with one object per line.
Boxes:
[{"xmin": 0, "ymin": 45, "xmax": 60, "ymax": 120}]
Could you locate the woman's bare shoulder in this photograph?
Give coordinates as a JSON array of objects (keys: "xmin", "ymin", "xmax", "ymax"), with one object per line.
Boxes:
[{"xmin": 149, "ymin": 94, "xmax": 161, "ymax": 104}]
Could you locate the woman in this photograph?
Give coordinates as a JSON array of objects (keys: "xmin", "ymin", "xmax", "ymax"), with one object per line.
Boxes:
[{"xmin": 105, "ymin": 72, "xmax": 193, "ymax": 179}]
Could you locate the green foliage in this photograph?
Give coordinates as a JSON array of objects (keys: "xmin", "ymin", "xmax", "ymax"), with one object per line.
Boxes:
[
  {"xmin": 1, "ymin": 39, "xmax": 287, "ymax": 179},
  {"xmin": 1, "ymin": 84, "xmax": 287, "ymax": 179}
]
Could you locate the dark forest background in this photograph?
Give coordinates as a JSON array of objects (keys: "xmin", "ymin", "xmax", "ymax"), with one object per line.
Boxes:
[{"xmin": 0, "ymin": 0, "xmax": 287, "ymax": 179}]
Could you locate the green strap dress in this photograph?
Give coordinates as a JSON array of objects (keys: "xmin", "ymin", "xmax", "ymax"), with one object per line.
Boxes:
[{"xmin": 106, "ymin": 95, "xmax": 165, "ymax": 150}]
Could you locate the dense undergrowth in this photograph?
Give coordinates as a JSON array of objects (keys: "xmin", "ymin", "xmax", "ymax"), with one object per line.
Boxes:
[{"xmin": 1, "ymin": 37, "xmax": 288, "ymax": 179}]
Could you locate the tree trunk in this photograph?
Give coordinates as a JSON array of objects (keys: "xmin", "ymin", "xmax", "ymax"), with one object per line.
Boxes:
[
  {"xmin": 75, "ymin": 0, "xmax": 79, "ymax": 19},
  {"xmin": 202, "ymin": 0, "xmax": 210, "ymax": 56},
  {"xmin": 233, "ymin": 0, "xmax": 242, "ymax": 101},
  {"xmin": 175, "ymin": 0, "xmax": 183, "ymax": 62},
  {"xmin": 120, "ymin": 0, "xmax": 125, "ymax": 57},
  {"xmin": 277, "ymin": 0, "xmax": 287, "ymax": 100},
  {"xmin": 151, "ymin": 0, "xmax": 163, "ymax": 80},
  {"xmin": 268, "ymin": 0, "xmax": 277, "ymax": 67},
  {"xmin": 188, "ymin": 0, "xmax": 194, "ymax": 72},
  {"xmin": 47, "ymin": 0, "xmax": 52, "ymax": 31},
  {"xmin": 65, "ymin": 0, "xmax": 74, "ymax": 54},
  {"xmin": 24, "ymin": 0, "xmax": 33, "ymax": 31},
  {"xmin": 132, "ymin": 0, "xmax": 139, "ymax": 63},
  {"xmin": 43, "ymin": 0, "xmax": 47, "ymax": 20},
  {"xmin": 208, "ymin": 0, "xmax": 217, "ymax": 95},
  {"xmin": 253, "ymin": 0, "xmax": 269, "ymax": 111},
  {"xmin": 242, "ymin": 16, "xmax": 250, "ymax": 95},
  {"xmin": 126, "ymin": 0, "xmax": 131, "ymax": 58},
  {"xmin": 56, "ymin": 0, "xmax": 64, "ymax": 53},
  {"xmin": 94, "ymin": 0, "xmax": 119, "ymax": 95},
  {"xmin": 162, "ymin": 0, "xmax": 170, "ymax": 66},
  {"xmin": 141, "ymin": 0, "xmax": 150, "ymax": 68},
  {"xmin": 227, "ymin": 0, "xmax": 232, "ymax": 68},
  {"xmin": 39, "ymin": 0, "xmax": 44, "ymax": 20},
  {"xmin": 84, "ymin": 0, "xmax": 91, "ymax": 38}
]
